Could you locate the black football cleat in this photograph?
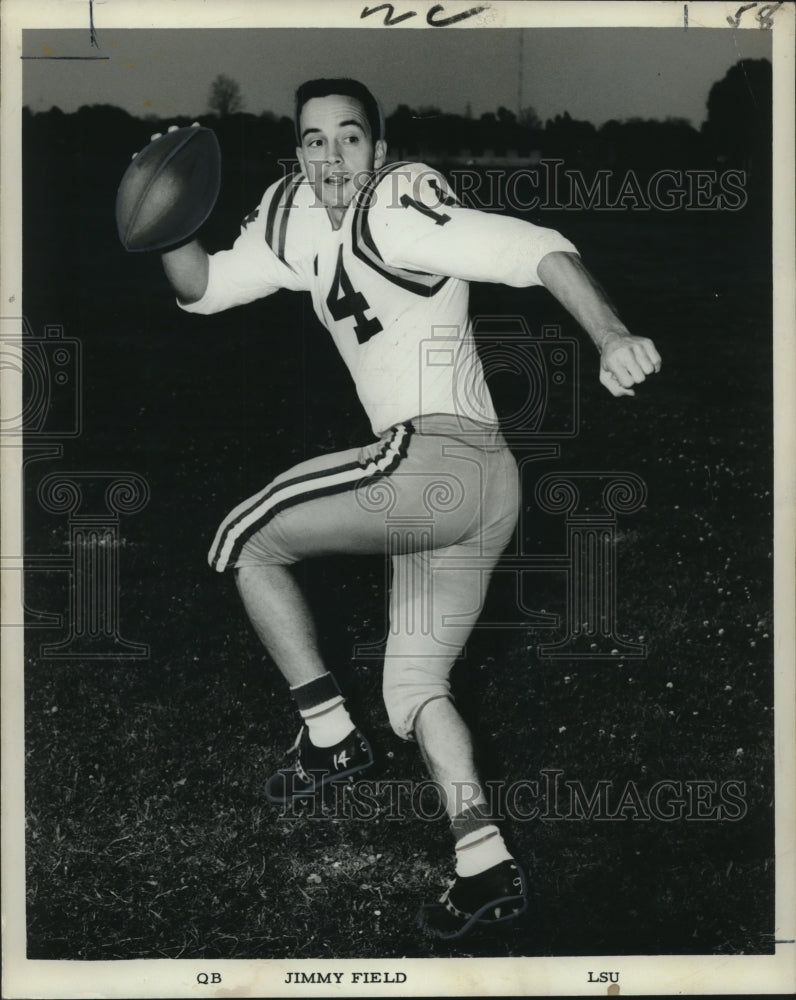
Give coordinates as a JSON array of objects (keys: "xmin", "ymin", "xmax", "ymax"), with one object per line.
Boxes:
[
  {"xmin": 417, "ymin": 859, "xmax": 528, "ymax": 941},
  {"xmin": 264, "ymin": 726, "xmax": 374, "ymax": 804}
]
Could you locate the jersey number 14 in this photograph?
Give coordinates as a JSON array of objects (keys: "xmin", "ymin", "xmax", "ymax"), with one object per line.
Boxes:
[{"xmin": 326, "ymin": 245, "xmax": 384, "ymax": 345}]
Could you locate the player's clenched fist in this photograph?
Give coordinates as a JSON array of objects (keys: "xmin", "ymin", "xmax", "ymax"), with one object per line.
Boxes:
[{"xmin": 599, "ymin": 332, "xmax": 662, "ymax": 397}]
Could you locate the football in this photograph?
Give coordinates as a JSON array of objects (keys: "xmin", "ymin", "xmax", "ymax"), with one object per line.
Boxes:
[{"xmin": 116, "ymin": 125, "xmax": 221, "ymax": 252}]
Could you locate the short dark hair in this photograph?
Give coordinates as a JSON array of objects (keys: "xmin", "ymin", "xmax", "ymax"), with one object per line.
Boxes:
[{"xmin": 294, "ymin": 78, "xmax": 384, "ymax": 143}]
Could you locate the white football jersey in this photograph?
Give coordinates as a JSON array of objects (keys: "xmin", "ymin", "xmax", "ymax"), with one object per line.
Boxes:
[{"xmin": 180, "ymin": 161, "xmax": 579, "ymax": 434}]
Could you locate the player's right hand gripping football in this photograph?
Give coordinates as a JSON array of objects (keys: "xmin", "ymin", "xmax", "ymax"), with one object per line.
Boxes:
[
  {"xmin": 599, "ymin": 332, "xmax": 662, "ymax": 397},
  {"xmin": 116, "ymin": 123, "xmax": 221, "ymax": 253}
]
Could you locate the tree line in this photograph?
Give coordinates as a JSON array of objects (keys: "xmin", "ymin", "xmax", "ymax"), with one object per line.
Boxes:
[{"xmin": 27, "ymin": 58, "xmax": 771, "ymax": 165}]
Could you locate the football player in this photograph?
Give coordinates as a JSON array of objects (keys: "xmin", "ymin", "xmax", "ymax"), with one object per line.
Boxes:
[{"xmin": 159, "ymin": 77, "xmax": 661, "ymax": 940}]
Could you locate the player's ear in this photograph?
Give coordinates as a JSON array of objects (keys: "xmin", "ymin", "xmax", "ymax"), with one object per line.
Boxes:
[
  {"xmin": 374, "ymin": 139, "xmax": 387, "ymax": 169},
  {"xmin": 296, "ymin": 147, "xmax": 307, "ymax": 175}
]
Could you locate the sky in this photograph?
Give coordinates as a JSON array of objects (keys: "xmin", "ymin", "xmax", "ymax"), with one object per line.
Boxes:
[{"xmin": 22, "ymin": 26, "xmax": 772, "ymax": 128}]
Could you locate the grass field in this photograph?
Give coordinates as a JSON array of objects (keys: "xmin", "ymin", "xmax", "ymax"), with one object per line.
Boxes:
[{"xmin": 19, "ymin": 129, "xmax": 776, "ymax": 960}]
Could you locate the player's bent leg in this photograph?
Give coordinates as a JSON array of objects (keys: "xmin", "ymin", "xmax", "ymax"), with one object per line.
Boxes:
[
  {"xmin": 215, "ymin": 439, "xmax": 409, "ymax": 803},
  {"xmin": 213, "ymin": 431, "xmax": 408, "ymax": 696}
]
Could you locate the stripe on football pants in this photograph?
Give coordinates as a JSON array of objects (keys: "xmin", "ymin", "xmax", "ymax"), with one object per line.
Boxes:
[{"xmin": 208, "ymin": 423, "xmax": 414, "ymax": 573}]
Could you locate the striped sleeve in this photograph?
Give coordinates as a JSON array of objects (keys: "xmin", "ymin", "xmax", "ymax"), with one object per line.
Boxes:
[
  {"xmin": 367, "ymin": 163, "xmax": 579, "ymax": 289},
  {"xmin": 179, "ymin": 174, "xmax": 308, "ymax": 315}
]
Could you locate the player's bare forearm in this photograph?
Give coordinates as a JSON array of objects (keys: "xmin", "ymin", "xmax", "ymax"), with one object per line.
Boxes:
[
  {"xmin": 537, "ymin": 251, "xmax": 628, "ymax": 348},
  {"xmin": 537, "ymin": 250, "xmax": 662, "ymax": 397},
  {"xmin": 161, "ymin": 240, "xmax": 209, "ymax": 305}
]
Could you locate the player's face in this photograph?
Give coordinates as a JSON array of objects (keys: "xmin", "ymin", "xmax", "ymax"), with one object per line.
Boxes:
[{"xmin": 296, "ymin": 95, "xmax": 387, "ymax": 216}]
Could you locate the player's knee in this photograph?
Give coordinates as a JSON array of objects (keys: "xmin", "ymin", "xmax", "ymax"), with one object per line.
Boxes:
[
  {"xmin": 382, "ymin": 667, "xmax": 452, "ymax": 741},
  {"xmin": 208, "ymin": 507, "xmax": 296, "ymax": 571},
  {"xmin": 233, "ymin": 520, "xmax": 296, "ymax": 568}
]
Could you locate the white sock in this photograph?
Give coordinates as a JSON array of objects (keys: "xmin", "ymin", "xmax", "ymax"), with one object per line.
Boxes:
[
  {"xmin": 455, "ymin": 826, "xmax": 513, "ymax": 877},
  {"xmin": 300, "ymin": 697, "xmax": 355, "ymax": 748}
]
